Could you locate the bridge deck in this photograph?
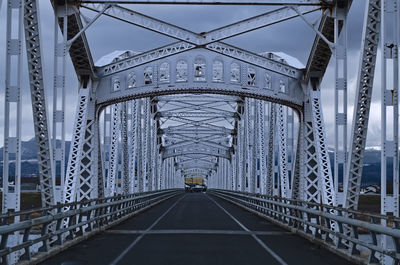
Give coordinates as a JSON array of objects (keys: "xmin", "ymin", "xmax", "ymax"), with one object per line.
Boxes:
[{"xmin": 41, "ymin": 193, "xmax": 354, "ymax": 265}]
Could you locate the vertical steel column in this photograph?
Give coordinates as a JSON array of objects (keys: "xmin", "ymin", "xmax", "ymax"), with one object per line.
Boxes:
[
  {"xmin": 142, "ymin": 98, "xmax": 149, "ymax": 191},
  {"xmin": 231, "ymin": 155, "xmax": 236, "ymax": 190},
  {"xmin": 225, "ymin": 159, "xmax": 228, "ymax": 189},
  {"xmin": 334, "ymin": 2, "xmax": 348, "ymax": 205},
  {"xmin": 251, "ymin": 99, "xmax": 257, "ymax": 193},
  {"xmin": 258, "ymin": 101, "xmax": 267, "ymax": 194},
  {"xmin": 381, "ymin": 0, "xmax": 399, "ymax": 217},
  {"xmin": 137, "ymin": 99, "xmax": 143, "ymax": 192},
  {"xmin": 277, "ymin": 105, "xmax": 289, "ymax": 198},
  {"xmin": 236, "ymin": 115, "xmax": 243, "ymax": 191},
  {"xmin": 303, "ymin": 94, "xmax": 320, "ymax": 203},
  {"xmin": 167, "ymin": 158, "xmax": 171, "ymax": 189},
  {"xmin": 312, "ymin": 88, "xmax": 336, "ymax": 205},
  {"xmin": 151, "ymin": 118, "xmax": 157, "ymax": 191},
  {"xmin": 147, "ymin": 99, "xmax": 153, "ymax": 191},
  {"xmin": 122, "ymin": 102, "xmax": 129, "ymax": 195},
  {"xmin": 303, "ymin": 76, "xmax": 336, "ymax": 205},
  {"xmin": 244, "ymin": 98, "xmax": 251, "ymax": 192},
  {"xmin": 103, "ymin": 107, "xmax": 111, "ymax": 193},
  {"xmin": 240, "ymin": 113, "xmax": 246, "ymax": 192},
  {"xmin": 235, "ymin": 130, "xmax": 241, "ymax": 191},
  {"xmin": 291, "ymin": 116, "xmax": 304, "ymax": 200},
  {"xmin": 3, "ymin": 0, "xmax": 23, "ymax": 213},
  {"xmin": 381, "ymin": 4, "xmax": 399, "ymax": 261},
  {"xmin": 95, "ymin": 117, "xmax": 104, "ymax": 198},
  {"xmin": 287, "ymin": 107, "xmax": 294, "ymax": 193},
  {"xmin": 266, "ymin": 103, "xmax": 275, "ymax": 196},
  {"xmin": 63, "ymin": 85, "xmax": 90, "ymax": 203},
  {"xmin": 52, "ymin": 4, "xmax": 67, "ymax": 203},
  {"xmin": 343, "ymin": 0, "xmax": 381, "ymax": 210},
  {"xmin": 169, "ymin": 158, "xmax": 173, "ymax": 188},
  {"xmin": 129, "ymin": 100, "xmax": 137, "ymax": 194},
  {"xmin": 107, "ymin": 104, "xmax": 120, "ymax": 196},
  {"xmin": 161, "ymin": 160, "xmax": 165, "ymax": 189}
]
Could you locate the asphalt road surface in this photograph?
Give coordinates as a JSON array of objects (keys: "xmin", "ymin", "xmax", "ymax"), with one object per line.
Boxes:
[{"xmin": 41, "ymin": 192, "xmax": 355, "ymax": 265}]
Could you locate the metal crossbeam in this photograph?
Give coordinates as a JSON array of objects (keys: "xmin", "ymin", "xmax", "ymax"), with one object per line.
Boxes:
[
  {"xmin": 74, "ymin": 0, "xmax": 330, "ymax": 5},
  {"xmin": 93, "ymin": 4, "xmax": 309, "ymax": 77}
]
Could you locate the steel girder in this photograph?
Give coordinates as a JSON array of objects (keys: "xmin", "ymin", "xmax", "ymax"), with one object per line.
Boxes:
[
  {"xmin": 106, "ymin": 104, "xmax": 119, "ymax": 196},
  {"xmin": 163, "ymin": 147, "xmax": 231, "ymax": 160},
  {"xmin": 333, "ymin": 2, "xmax": 348, "ymax": 205},
  {"xmin": 73, "ymin": 1, "xmax": 330, "ymax": 5},
  {"xmin": 88, "ymin": 4, "xmax": 313, "ymax": 78},
  {"xmin": 243, "ymin": 98, "xmax": 251, "ymax": 192},
  {"xmin": 380, "ymin": 0, "xmax": 399, "ymax": 220},
  {"xmin": 142, "ymin": 98, "xmax": 150, "ymax": 191},
  {"xmin": 266, "ymin": 103, "xmax": 275, "ymax": 196},
  {"xmin": 62, "ymin": 84, "xmax": 90, "ymax": 203},
  {"xmin": 3, "ymin": 0, "xmax": 23, "ymax": 215},
  {"xmin": 249, "ymin": 99, "xmax": 257, "ymax": 193},
  {"xmin": 343, "ymin": 0, "xmax": 380, "ymax": 210},
  {"xmin": 23, "ymin": 0, "xmax": 56, "ymax": 207},
  {"xmin": 129, "ymin": 100, "xmax": 137, "ymax": 193},
  {"xmin": 52, "ymin": 5, "xmax": 67, "ymax": 202},
  {"xmin": 277, "ymin": 105, "xmax": 289, "ymax": 198},
  {"xmin": 164, "ymin": 139, "xmax": 230, "ymax": 151},
  {"xmin": 52, "ymin": 3, "xmax": 95, "ymax": 79},
  {"xmin": 157, "ymin": 111, "xmax": 237, "ymax": 119},
  {"xmin": 257, "ymin": 101, "xmax": 267, "ymax": 194},
  {"xmin": 291, "ymin": 119, "xmax": 303, "ymax": 200},
  {"xmin": 102, "ymin": 107, "xmax": 111, "ymax": 193},
  {"xmin": 302, "ymin": 82, "xmax": 335, "ymax": 206},
  {"xmin": 121, "ymin": 102, "xmax": 130, "ymax": 194}
]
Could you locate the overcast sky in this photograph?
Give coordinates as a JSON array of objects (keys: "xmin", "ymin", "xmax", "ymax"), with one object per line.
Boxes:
[{"xmin": 0, "ymin": 0, "xmax": 388, "ymax": 148}]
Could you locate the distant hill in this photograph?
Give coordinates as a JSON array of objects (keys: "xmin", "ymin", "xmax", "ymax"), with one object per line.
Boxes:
[
  {"xmin": 0, "ymin": 138, "xmax": 70, "ymax": 177},
  {"xmin": 0, "ymin": 139, "xmax": 388, "ymax": 186}
]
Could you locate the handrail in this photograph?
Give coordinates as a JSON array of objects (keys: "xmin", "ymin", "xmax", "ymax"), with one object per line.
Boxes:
[
  {"xmin": 0, "ymin": 189, "xmax": 182, "ymax": 264},
  {"xmin": 210, "ymin": 189, "xmax": 400, "ymax": 264}
]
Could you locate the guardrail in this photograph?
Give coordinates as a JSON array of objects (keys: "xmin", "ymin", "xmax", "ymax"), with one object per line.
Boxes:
[
  {"xmin": 209, "ymin": 189, "xmax": 400, "ymax": 265},
  {"xmin": 0, "ymin": 189, "xmax": 182, "ymax": 265}
]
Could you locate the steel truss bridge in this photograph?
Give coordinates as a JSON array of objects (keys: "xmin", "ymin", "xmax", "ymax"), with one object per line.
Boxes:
[{"xmin": 0, "ymin": 0, "xmax": 400, "ymax": 264}]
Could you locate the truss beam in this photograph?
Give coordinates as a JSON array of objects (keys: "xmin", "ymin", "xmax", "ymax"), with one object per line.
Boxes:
[
  {"xmin": 23, "ymin": 0, "xmax": 55, "ymax": 207},
  {"xmin": 74, "ymin": 1, "xmax": 330, "ymax": 5},
  {"xmin": 343, "ymin": 0, "xmax": 380, "ymax": 210}
]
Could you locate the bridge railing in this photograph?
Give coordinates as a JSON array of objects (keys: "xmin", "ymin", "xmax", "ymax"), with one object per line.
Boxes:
[
  {"xmin": 210, "ymin": 189, "xmax": 400, "ymax": 265},
  {"xmin": 0, "ymin": 189, "xmax": 181, "ymax": 265}
]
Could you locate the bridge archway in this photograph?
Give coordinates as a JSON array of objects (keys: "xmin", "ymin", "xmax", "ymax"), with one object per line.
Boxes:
[{"xmin": 64, "ymin": 47, "xmax": 334, "ymax": 208}]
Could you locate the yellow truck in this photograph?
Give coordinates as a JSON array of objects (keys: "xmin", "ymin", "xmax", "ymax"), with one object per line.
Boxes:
[{"xmin": 185, "ymin": 177, "xmax": 204, "ymax": 186}]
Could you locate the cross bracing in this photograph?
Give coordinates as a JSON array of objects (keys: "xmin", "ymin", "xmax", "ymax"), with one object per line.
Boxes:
[{"xmin": 3, "ymin": 0, "xmax": 400, "ymax": 264}]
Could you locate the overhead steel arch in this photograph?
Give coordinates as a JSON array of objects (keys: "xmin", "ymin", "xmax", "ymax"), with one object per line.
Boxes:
[{"xmin": 94, "ymin": 49, "xmax": 305, "ymax": 112}]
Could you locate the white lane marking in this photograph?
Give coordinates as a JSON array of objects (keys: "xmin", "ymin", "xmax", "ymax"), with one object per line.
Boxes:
[
  {"xmin": 109, "ymin": 194, "xmax": 186, "ymax": 265},
  {"xmin": 105, "ymin": 229, "xmax": 292, "ymax": 236},
  {"xmin": 206, "ymin": 194, "xmax": 289, "ymax": 265}
]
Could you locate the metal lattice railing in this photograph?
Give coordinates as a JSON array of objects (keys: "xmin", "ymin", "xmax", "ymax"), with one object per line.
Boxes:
[
  {"xmin": 209, "ymin": 189, "xmax": 400, "ymax": 265},
  {"xmin": 0, "ymin": 189, "xmax": 181, "ymax": 264}
]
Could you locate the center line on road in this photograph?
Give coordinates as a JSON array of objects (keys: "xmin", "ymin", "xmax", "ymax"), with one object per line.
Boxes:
[
  {"xmin": 105, "ymin": 229, "xmax": 292, "ymax": 236},
  {"xmin": 206, "ymin": 194, "xmax": 289, "ymax": 265},
  {"xmin": 109, "ymin": 194, "xmax": 186, "ymax": 265}
]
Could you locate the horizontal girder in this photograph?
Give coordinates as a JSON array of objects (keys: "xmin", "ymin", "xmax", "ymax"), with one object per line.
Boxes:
[
  {"xmin": 162, "ymin": 145, "xmax": 231, "ymax": 160},
  {"xmin": 73, "ymin": 1, "xmax": 331, "ymax": 6},
  {"xmin": 83, "ymin": 4, "xmax": 319, "ymax": 48}
]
